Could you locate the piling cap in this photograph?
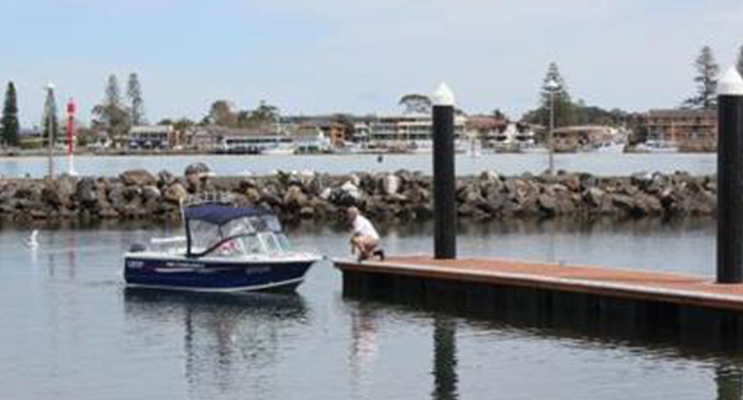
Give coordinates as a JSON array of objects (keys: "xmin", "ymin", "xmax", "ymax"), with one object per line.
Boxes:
[
  {"xmin": 432, "ymin": 82, "xmax": 456, "ymax": 106},
  {"xmin": 718, "ymin": 67, "xmax": 743, "ymax": 96}
]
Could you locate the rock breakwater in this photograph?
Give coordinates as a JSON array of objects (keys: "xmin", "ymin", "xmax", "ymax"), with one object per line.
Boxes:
[{"xmin": 0, "ymin": 166, "xmax": 718, "ymax": 223}]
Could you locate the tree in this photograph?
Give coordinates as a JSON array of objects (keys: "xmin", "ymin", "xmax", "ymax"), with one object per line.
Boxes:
[
  {"xmin": 92, "ymin": 75, "xmax": 131, "ymax": 147},
  {"xmin": 522, "ymin": 62, "xmax": 574, "ymax": 129},
  {"xmin": 250, "ymin": 100, "xmax": 279, "ymax": 126},
  {"xmin": 1, "ymin": 82, "xmax": 19, "ymax": 146},
  {"xmin": 399, "ymin": 94, "xmax": 432, "ymax": 114},
  {"xmin": 736, "ymin": 44, "xmax": 743, "ymax": 78},
  {"xmin": 684, "ymin": 46, "xmax": 719, "ymax": 110},
  {"xmin": 127, "ymin": 72, "xmax": 147, "ymax": 126},
  {"xmin": 206, "ymin": 100, "xmax": 237, "ymax": 127},
  {"xmin": 43, "ymin": 85, "xmax": 59, "ymax": 144},
  {"xmin": 492, "ymin": 109, "xmax": 508, "ymax": 122},
  {"xmin": 173, "ymin": 118, "xmax": 195, "ymax": 132}
]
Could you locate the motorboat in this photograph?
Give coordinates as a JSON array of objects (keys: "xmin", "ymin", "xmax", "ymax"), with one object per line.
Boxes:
[{"xmin": 124, "ymin": 194, "xmax": 320, "ymax": 292}]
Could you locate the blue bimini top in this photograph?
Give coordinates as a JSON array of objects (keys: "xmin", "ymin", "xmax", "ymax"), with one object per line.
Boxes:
[{"xmin": 183, "ymin": 204, "xmax": 270, "ymax": 226}]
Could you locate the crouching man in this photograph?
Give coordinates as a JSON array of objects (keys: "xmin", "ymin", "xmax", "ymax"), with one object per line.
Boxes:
[{"xmin": 347, "ymin": 206, "xmax": 385, "ymax": 262}]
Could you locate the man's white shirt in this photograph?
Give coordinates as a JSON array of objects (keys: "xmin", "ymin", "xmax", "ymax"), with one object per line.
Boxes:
[{"xmin": 353, "ymin": 215, "xmax": 379, "ymax": 240}]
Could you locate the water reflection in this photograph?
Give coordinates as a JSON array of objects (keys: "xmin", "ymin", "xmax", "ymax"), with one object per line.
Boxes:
[
  {"xmin": 343, "ymin": 288, "xmax": 743, "ymax": 400},
  {"xmin": 717, "ymin": 363, "xmax": 743, "ymax": 400},
  {"xmin": 432, "ymin": 317, "xmax": 458, "ymax": 400},
  {"xmin": 123, "ymin": 289, "xmax": 309, "ymax": 399},
  {"xmin": 349, "ymin": 301, "xmax": 379, "ymax": 373}
]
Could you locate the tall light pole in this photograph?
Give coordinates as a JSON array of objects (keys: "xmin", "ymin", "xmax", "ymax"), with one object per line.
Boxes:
[
  {"xmin": 44, "ymin": 83, "xmax": 56, "ymax": 179},
  {"xmin": 546, "ymin": 78, "xmax": 559, "ymax": 176}
]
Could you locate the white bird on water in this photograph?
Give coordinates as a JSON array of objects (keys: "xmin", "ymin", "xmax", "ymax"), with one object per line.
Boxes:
[{"xmin": 24, "ymin": 230, "xmax": 39, "ymax": 249}]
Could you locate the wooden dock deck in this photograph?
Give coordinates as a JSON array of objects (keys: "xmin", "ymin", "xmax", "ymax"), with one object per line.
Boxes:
[
  {"xmin": 335, "ymin": 256, "xmax": 743, "ymax": 312},
  {"xmin": 335, "ymin": 256, "xmax": 743, "ymax": 342}
]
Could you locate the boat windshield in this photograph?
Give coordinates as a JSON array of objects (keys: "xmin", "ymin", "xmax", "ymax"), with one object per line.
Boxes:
[{"xmin": 187, "ymin": 214, "xmax": 288, "ymax": 257}]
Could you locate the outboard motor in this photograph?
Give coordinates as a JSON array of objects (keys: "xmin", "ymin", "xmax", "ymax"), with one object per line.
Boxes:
[{"xmin": 129, "ymin": 243, "xmax": 147, "ymax": 253}]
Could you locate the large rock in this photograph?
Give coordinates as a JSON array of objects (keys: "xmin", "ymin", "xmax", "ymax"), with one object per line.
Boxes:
[
  {"xmin": 185, "ymin": 162, "xmax": 213, "ymax": 191},
  {"xmin": 382, "ymin": 174, "xmax": 401, "ymax": 196},
  {"xmin": 340, "ymin": 181, "xmax": 363, "ymax": 200},
  {"xmin": 283, "ymin": 185, "xmax": 309, "ymax": 209},
  {"xmin": 120, "ymin": 169, "xmax": 157, "ymax": 186},
  {"xmin": 108, "ymin": 184, "xmax": 127, "ymax": 210},
  {"xmin": 164, "ymin": 183, "xmax": 188, "ymax": 204},
  {"xmin": 537, "ymin": 193, "xmax": 557, "ymax": 215},
  {"xmin": 142, "ymin": 185, "xmax": 162, "ymax": 201},
  {"xmin": 611, "ymin": 194, "xmax": 635, "ymax": 213},
  {"xmin": 244, "ymin": 187, "xmax": 261, "ymax": 204},
  {"xmin": 42, "ymin": 178, "xmax": 76, "ymax": 208},
  {"xmin": 633, "ymin": 194, "xmax": 663, "ymax": 216},
  {"xmin": 554, "ymin": 173, "xmax": 579, "ymax": 192},
  {"xmin": 584, "ymin": 187, "xmax": 605, "ymax": 207},
  {"xmin": 41, "ymin": 183, "xmax": 63, "ymax": 208},
  {"xmin": 184, "ymin": 162, "xmax": 212, "ymax": 178},
  {"xmin": 76, "ymin": 178, "xmax": 98, "ymax": 207},
  {"xmin": 157, "ymin": 170, "xmax": 176, "ymax": 187}
]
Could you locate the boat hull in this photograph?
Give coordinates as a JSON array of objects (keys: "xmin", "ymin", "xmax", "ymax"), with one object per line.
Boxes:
[{"xmin": 124, "ymin": 256, "xmax": 315, "ymax": 293}]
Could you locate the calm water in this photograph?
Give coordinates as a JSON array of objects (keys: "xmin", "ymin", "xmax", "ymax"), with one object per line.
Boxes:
[
  {"xmin": 1, "ymin": 219, "xmax": 741, "ymax": 399},
  {"xmin": 0, "ymin": 152, "xmax": 717, "ymax": 178}
]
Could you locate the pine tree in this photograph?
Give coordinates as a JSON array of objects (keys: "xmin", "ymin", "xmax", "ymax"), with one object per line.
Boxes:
[
  {"xmin": 92, "ymin": 74, "xmax": 131, "ymax": 147},
  {"xmin": 684, "ymin": 46, "xmax": 719, "ymax": 109},
  {"xmin": 537, "ymin": 62, "xmax": 574, "ymax": 128},
  {"xmin": 736, "ymin": 44, "xmax": 743, "ymax": 78},
  {"xmin": 1, "ymin": 82, "xmax": 19, "ymax": 146},
  {"xmin": 127, "ymin": 73, "xmax": 147, "ymax": 126},
  {"xmin": 43, "ymin": 85, "xmax": 58, "ymax": 145}
]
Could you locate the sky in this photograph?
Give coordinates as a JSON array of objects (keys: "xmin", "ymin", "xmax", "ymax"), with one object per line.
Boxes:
[{"xmin": 1, "ymin": 0, "xmax": 742, "ymax": 127}]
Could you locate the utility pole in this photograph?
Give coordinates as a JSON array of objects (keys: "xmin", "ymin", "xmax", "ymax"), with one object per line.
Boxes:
[
  {"xmin": 45, "ymin": 83, "xmax": 56, "ymax": 179},
  {"xmin": 547, "ymin": 78, "xmax": 559, "ymax": 176}
]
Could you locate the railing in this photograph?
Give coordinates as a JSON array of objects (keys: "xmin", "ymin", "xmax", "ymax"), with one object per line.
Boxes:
[{"xmin": 181, "ymin": 192, "xmax": 236, "ymax": 208}]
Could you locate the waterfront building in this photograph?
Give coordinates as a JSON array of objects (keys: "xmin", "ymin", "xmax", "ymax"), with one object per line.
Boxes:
[
  {"xmin": 295, "ymin": 120, "xmax": 348, "ymax": 147},
  {"xmin": 128, "ymin": 125, "xmax": 175, "ymax": 150},
  {"xmin": 552, "ymin": 125, "xmax": 618, "ymax": 152},
  {"xmin": 211, "ymin": 126, "xmax": 290, "ymax": 154},
  {"xmin": 187, "ymin": 127, "xmax": 220, "ymax": 152},
  {"xmin": 639, "ymin": 109, "xmax": 717, "ymax": 151},
  {"xmin": 352, "ymin": 112, "xmax": 467, "ymax": 150},
  {"xmin": 476, "ymin": 121, "xmax": 537, "ymax": 152},
  {"xmin": 466, "ymin": 115, "xmax": 507, "ymax": 139},
  {"xmin": 292, "ymin": 130, "xmax": 332, "ymax": 153},
  {"xmin": 282, "ymin": 116, "xmax": 354, "ymax": 147}
]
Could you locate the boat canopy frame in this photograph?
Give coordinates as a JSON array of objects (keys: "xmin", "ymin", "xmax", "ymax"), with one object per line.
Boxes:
[{"xmin": 183, "ymin": 203, "xmax": 281, "ymax": 258}]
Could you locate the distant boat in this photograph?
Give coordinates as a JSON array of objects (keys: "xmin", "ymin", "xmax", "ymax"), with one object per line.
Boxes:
[
  {"xmin": 519, "ymin": 144, "xmax": 549, "ymax": 154},
  {"xmin": 262, "ymin": 142, "xmax": 296, "ymax": 155},
  {"xmin": 589, "ymin": 141, "xmax": 625, "ymax": 153},
  {"xmin": 408, "ymin": 141, "xmax": 433, "ymax": 154},
  {"xmin": 635, "ymin": 140, "xmax": 679, "ymax": 153}
]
